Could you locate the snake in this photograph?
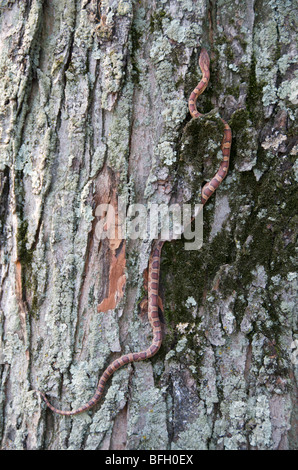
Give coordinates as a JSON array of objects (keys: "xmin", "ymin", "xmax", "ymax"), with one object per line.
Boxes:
[
  {"xmin": 35, "ymin": 48, "xmax": 232, "ymax": 416},
  {"xmin": 188, "ymin": 48, "xmax": 232, "ymax": 204}
]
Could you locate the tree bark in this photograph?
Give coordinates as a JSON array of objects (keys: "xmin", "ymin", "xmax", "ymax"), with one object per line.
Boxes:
[{"xmin": 0, "ymin": 0, "xmax": 297, "ymax": 450}]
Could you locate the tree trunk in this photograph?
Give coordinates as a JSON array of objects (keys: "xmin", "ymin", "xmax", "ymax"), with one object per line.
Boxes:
[{"xmin": 0, "ymin": 0, "xmax": 297, "ymax": 450}]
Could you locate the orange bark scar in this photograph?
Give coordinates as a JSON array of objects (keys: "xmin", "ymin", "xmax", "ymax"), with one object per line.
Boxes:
[
  {"xmin": 97, "ymin": 242, "xmax": 126, "ymax": 312},
  {"xmin": 15, "ymin": 260, "xmax": 22, "ymax": 301},
  {"xmin": 97, "ymin": 188, "xmax": 126, "ymax": 313},
  {"xmin": 15, "ymin": 260, "xmax": 29, "ymax": 360}
]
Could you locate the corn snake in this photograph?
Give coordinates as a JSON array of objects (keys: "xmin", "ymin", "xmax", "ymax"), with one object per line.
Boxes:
[{"xmin": 36, "ymin": 48, "xmax": 232, "ymax": 416}]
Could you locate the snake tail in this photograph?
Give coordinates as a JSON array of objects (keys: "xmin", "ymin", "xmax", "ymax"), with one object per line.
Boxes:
[{"xmin": 36, "ymin": 241, "xmax": 163, "ymax": 415}]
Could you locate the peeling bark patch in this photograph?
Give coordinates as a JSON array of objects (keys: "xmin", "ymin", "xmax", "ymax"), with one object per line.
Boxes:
[
  {"xmin": 97, "ymin": 180, "xmax": 126, "ymax": 313},
  {"xmin": 14, "ymin": 261, "xmax": 29, "ymax": 360},
  {"xmin": 97, "ymin": 240, "xmax": 126, "ymax": 312}
]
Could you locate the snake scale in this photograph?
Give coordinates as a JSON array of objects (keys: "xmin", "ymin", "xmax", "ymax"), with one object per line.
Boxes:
[{"xmin": 36, "ymin": 48, "xmax": 232, "ymax": 415}]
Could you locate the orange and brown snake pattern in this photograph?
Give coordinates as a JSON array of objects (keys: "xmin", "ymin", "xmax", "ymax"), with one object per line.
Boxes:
[
  {"xmin": 188, "ymin": 48, "xmax": 232, "ymax": 204},
  {"xmin": 36, "ymin": 48, "xmax": 231, "ymax": 416}
]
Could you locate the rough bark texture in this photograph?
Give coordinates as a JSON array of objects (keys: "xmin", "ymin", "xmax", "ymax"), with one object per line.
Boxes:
[{"xmin": 0, "ymin": 0, "xmax": 297, "ymax": 450}]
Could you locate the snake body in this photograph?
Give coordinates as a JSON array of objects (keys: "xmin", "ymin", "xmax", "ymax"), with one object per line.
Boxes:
[
  {"xmin": 37, "ymin": 240, "xmax": 164, "ymax": 415},
  {"xmin": 37, "ymin": 48, "xmax": 231, "ymax": 416},
  {"xmin": 188, "ymin": 48, "xmax": 232, "ymax": 204}
]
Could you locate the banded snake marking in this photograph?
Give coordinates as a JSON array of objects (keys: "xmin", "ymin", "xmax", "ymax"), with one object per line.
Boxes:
[
  {"xmin": 188, "ymin": 48, "xmax": 232, "ymax": 204},
  {"xmin": 36, "ymin": 48, "xmax": 232, "ymax": 416}
]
